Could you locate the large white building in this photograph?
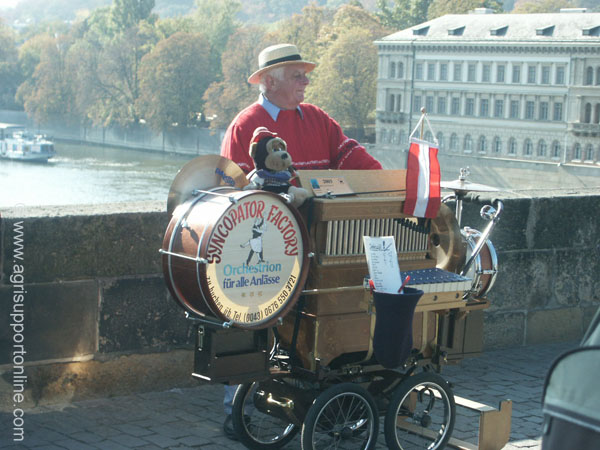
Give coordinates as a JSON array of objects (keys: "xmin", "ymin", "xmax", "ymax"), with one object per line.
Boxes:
[{"xmin": 375, "ymin": 9, "xmax": 600, "ymax": 165}]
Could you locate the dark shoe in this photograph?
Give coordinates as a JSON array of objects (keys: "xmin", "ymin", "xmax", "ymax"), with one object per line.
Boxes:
[{"xmin": 223, "ymin": 415, "xmax": 238, "ymax": 441}]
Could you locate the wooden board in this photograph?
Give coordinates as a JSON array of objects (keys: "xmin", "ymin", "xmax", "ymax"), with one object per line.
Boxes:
[{"xmin": 297, "ymin": 169, "xmax": 407, "ymax": 199}]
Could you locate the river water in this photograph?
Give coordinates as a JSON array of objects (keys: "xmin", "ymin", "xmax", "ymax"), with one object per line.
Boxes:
[
  {"xmin": 1, "ymin": 141, "xmax": 598, "ymax": 209},
  {"xmin": 0, "ymin": 142, "xmax": 197, "ymax": 208}
]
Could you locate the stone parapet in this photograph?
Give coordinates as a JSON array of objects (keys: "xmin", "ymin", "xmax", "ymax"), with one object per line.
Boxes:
[{"xmin": 0, "ymin": 195, "xmax": 598, "ymax": 404}]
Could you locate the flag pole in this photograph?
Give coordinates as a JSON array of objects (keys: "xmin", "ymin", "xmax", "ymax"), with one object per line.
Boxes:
[{"xmin": 420, "ymin": 107, "xmax": 426, "ymax": 140}]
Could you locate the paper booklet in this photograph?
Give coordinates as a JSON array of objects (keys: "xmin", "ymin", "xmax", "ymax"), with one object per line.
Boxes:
[{"xmin": 363, "ymin": 236, "xmax": 402, "ymax": 294}]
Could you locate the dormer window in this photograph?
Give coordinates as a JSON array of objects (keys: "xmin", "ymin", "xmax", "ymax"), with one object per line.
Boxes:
[
  {"xmin": 448, "ymin": 26, "xmax": 465, "ymax": 36},
  {"xmin": 413, "ymin": 26, "xmax": 430, "ymax": 36},
  {"xmin": 490, "ymin": 25, "xmax": 508, "ymax": 36},
  {"xmin": 582, "ymin": 25, "xmax": 600, "ymax": 36},
  {"xmin": 536, "ymin": 25, "xmax": 555, "ymax": 36}
]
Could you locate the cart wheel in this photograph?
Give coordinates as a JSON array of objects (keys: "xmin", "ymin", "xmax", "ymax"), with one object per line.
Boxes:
[
  {"xmin": 301, "ymin": 382, "xmax": 379, "ymax": 450},
  {"xmin": 384, "ymin": 372, "xmax": 456, "ymax": 450},
  {"xmin": 232, "ymin": 381, "xmax": 299, "ymax": 449}
]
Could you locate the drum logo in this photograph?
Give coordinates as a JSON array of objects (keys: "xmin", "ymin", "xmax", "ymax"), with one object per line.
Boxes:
[{"xmin": 204, "ymin": 195, "xmax": 304, "ymax": 326}]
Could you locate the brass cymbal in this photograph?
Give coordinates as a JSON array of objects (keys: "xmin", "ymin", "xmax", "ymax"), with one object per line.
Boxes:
[
  {"xmin": 441, "ymin": 179, "xmax": 499, "ymax": 193},
  {"xmin": 167, "ymin": 155, "xmax": 249, "ymax": 216},
  {"xmin": 429, "ymin": 203, "xmax": 466, "ymax": 273}
]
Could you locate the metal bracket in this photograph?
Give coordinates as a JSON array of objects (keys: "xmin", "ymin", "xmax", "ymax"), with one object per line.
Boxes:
[{"xmin": 158, "ymin": 249, "xmax": 208, "ymax": 264}]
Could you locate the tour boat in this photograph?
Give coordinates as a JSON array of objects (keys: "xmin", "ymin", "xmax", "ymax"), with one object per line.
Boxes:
[{"xmin": 0, "ymin": 124, "xmax": 56, "ymax": 162}]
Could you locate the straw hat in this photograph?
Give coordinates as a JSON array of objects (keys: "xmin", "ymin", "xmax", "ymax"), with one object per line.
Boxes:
[{"xmin": 248, "ymin": 44, "xmax": 316, "ymax": 85}]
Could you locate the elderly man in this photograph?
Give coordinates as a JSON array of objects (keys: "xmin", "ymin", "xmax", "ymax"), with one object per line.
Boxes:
[
  {"xmin": 220, "ymin": 43, "xmax": 381, "ymax": 440},
  {"xmin": 221, "ymin": 43, "xmax": 382, "ymax": 173}
]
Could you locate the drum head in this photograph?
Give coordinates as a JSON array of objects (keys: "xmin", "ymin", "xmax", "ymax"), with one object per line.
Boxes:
[{"xmin": 167, "ymin": 155, "xmax": 249, "ymax": 216}]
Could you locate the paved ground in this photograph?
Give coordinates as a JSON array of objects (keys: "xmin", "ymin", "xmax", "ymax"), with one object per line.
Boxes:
[{"xmin": 0, "ymin": 340, "xmax": 577, "ymax": 449}]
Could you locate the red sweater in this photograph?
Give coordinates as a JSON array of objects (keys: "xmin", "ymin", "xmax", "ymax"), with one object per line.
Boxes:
[{"xmin": 220, "ymin": 102, "xmax": 382, "ymax": 173}]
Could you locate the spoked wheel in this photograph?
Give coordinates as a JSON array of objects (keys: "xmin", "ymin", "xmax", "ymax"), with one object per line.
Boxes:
[
  {"xmin": 301, "ymin": 382, "xmax": 379, "ymax": 450},
  {"xmin": 384, "ymin": 372, "xmax": 456, "ymax": 450},
  {"xmin": 231, "ymin": 381, "xmax": 299, "ymax": 449}
]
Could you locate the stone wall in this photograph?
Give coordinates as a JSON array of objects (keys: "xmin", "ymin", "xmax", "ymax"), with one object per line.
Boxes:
[{"xmin": 1, "ymin": 195, "xmax": 599, "ymax": 405}]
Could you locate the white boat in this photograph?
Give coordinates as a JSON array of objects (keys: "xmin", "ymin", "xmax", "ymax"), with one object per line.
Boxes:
[{"xmin": 0, "ymin": 123, "xmax": 56, "ymax": 162}]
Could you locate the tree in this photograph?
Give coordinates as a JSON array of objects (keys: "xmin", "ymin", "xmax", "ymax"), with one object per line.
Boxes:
[
  {"xmin": 428, "ymin": 0, "xmax": 503, "ymax": 19},
  {"xmin": 270, "ymin": 4, "xmax": 335, "ymax": 64},
  {"xmin": 136, "ymin": 32, "xmax": 212, "ymax": 131},
  {"xmin": 203, "ymin": 26, "xmax": 267, "ymax": 129},
  {"xmin": 0, "ymin": 23, "xmax": 22, "ymax": 110},
  {"xmin": 511, "ymin": 0, "xmax": 575, "ymax": 13},
  {"xmin": 67, "ymin": 23, "xmax": 158, "ymax": 127},
  {"xmin": 308, "ymin": 6, "xmax": 385, "ymax": 140},
  {"xmin": 376, "ymin": 0, "xmax": 432, "ymax": 31},
  {"xmin": 16, "ymin": 34, "xmax": 76, "ymax": 124},
  {"xmin": 309, "ymin": 29, "xmax": 379, "ymax": 141},
  {"xmin": 192, "ymin": 0, "xmax": 242, "ymax": 82},
  {"xmin": 111, "ymin": 0, "xmax": 156, "ymax": 32}
]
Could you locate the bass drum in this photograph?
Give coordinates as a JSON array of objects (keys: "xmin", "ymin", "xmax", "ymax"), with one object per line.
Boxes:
[
  {"xmin": 461, "ymin": 227, "xmax": 498, "ymax": 299},
  {"xmin": 162, "ymin": 187, "xmax": 309, "ymax": 329}
]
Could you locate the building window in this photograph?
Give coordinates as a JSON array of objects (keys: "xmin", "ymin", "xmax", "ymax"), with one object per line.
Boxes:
[
  {"xmin": 440, "ymin": 63, "xmax": 448, "ymax": 81},
  {"xmin": 454, "ymin": 62, "xmax": 462, "ymax": 81},
  {"xmin": 538, "ymin": 140, "xmax": 547, "ymax": 157},
  {"xmin": 596, "ymin": 68, "xmax": 600, "ymax": 86},
  {"xmin": 573, "ymin": 143, "xmax": 582, "ymax": 160},
  {"xmin": 584, "ymin": 103, "xmax": 592, "ymax": 123},
  {"xmin": 552, "ymin": 141, "xmax": 561, "ymax": 158},
  {"xmin": 380, "ymin": 129, "xmax": 387, "ymax": 143},
  {"xmin": 527, "ymin": 65, "xmax": 537, "ymax": 83},
  {"xmin": 390, "ymin": 129, "xmax": 396, "ymax": 144},
  {"xmin": 556, "ymin": 66, "xmax": 565, "ymax": 85},
  {"xmin": 480, "ymin": 99, "xmax": 489, "ymax": 117},
  {"xmin": 553, "ymin": 102, "xmax": 563, "ymax": 121},
  {"xmin": 585, "ymin": 67, "xmax": 593, "ymax": 85},
  {"xmin": 398, "ymin": 62, "xmax": 404, "ymax": 79},
  {"xmin": 466, "ymin": 98, "xmax": 475, "ymax": 116},
  {"xmin": 416, "ymin": 63, "xmax": 423, "ymax": 80},
  {"xmin": 424, "ymin": 130, "xmax": 433, "ymax": 142},
  {"xmin": 467, "ymin": 63, "xmax": 476, "ymax": 82},
  {"xmin": 451, "ymin": 97, "xmax": 460, "ymax": 115},
  {"xmin": 426, "ymin": 95, "xmax": 434, "ymax": 113},
  {"xmin": 494, "ymin": 99, "xmax": 504, "ymax": 118},
  {"xmin": 510, "ymin": 100, "xmax": 519, "ymax": 119},
  {"xmin": 585, "ymin": 144, "xmax": 594, "ymax": 161},
  {"xmin": 478, "ymin": 135, "xmax": 487, "ymax": 153},
  {"xmin": 524, "ymin": 139, "xmax": 533, "ymax": 156},
  {"xmin": 437, "ymin": 96, "xmax": 447, "ymax": 115},
  {"xmin": 497, "ymin": 65, "xmax": 505, "ymax": 83},
  {"xmin": 525, "ymin": 101, "xmax": 535, "ymax": 119},
  {"xmin": 508, "ymin": 138, "xmax": 517, "ymax": 155},
  {"xmin": 595, "ymin": 104, "xmax": 600, "ymax": 124},
  {"xmin": 450, "ymin": 133, "xmax": 458, "ymax": 151},
  {"xmin": 388, "ymin": 94, "xmax": 395, "ymax": 112},
  {"xmin": 436, "ymin": 132, "xmax": 444, "ymax": 150},
  {"xmin": 512, "ymin": 65, "xmax": 521, "ymax": 83},
  {"xmin": 541, "ymin": 66, "xmax": 550, "ymax": 84},
  {"xmin": 413, "ymin": 95, "xmax": 422, "ymax": 113},
  {"xmin": 427, "ymin": 63, "xmax": 435, "ymax": 80},
  {"xmin": 539, "ymin": 101, "xmax": 549, "ymax": 120},
  {"xmin": 482, "ymin": 64, "xmax": 491, "ymax": 82},
  {"xmin": 389, "ymin": 62, "xmax": 396, "ymax": 78},
  {"xmin": 493, "ymin": 136, "xmax": 502, "ymax": 154},
  {"xmin": 464, "ymin": 134, "xmax": 472, "ymax": 152},
  {"xmin": 396, "ymin": 94, "xmax": 402, "ymax": 112}
]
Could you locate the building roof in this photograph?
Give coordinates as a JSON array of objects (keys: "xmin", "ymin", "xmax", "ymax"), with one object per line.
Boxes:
[{"xmin": 376, "ymin": 11, "xmax": 600, "ymax": 45}]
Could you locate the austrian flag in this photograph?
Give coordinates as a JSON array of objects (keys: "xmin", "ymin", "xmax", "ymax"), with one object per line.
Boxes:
[{"xmin": 403, "ymin": 138, "xmax": 441, "ymax": 219}]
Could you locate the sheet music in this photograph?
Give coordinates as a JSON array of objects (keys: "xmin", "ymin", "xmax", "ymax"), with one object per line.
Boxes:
[{"xmin": 363, "ymin": 236, "xmax": 402, "ymax": 293}]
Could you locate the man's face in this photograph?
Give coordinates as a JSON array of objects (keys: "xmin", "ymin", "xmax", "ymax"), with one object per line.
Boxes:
[{"xmin": 268, "ymin": 64, "xmax": 310, "ymax": 110}]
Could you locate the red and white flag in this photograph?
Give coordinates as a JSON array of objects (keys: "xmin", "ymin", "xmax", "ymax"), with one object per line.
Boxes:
[{"xmin": 403, "ymin": 138, "xmax": 441, "ymax": 219}]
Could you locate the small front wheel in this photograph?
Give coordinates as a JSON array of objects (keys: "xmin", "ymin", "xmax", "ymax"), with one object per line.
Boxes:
[
  {"xmin": 384, "ymin": 372, "xmax": 456, "ymax": 450},
  {"xmin": 301, "ymin": 382, "xmax": 379, "ymax": 450},
  {"xmin": 232, "ymin": 381, "xmax": 299, "ymax": 449}
]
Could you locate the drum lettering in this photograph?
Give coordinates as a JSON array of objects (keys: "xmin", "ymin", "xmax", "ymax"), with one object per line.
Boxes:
[
  {"xmin": 223, "ymin": 278, "xmax": 235, "ymax": 289},
  {"xmin": 223, "ymin": 215, "xmax": 234, "ymax": 231},
  {"xmin": 284, "ymin": 236, "xmax": 298, "ymax": 256},
  {"xmin": 250, "ymin": 274, "xmax": 281, "ymax": 286},
  {"xmin": 245, "ymin": 311, "xmax": 261, "ymax": 322},
  {"xmin": 232, "ymin": 311, "xmax": 242, "ymax": 321}
]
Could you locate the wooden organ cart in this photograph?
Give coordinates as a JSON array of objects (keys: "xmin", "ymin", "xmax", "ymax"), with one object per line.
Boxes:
[{"xmin": 160, "ymin": 156, "xmax": 512, "ymax": 450}]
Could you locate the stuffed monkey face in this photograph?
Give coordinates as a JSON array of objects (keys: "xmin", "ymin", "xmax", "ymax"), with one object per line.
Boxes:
[{"xmin": 264, "ymin": 137, "xmax": 292, "ymax": 172}]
